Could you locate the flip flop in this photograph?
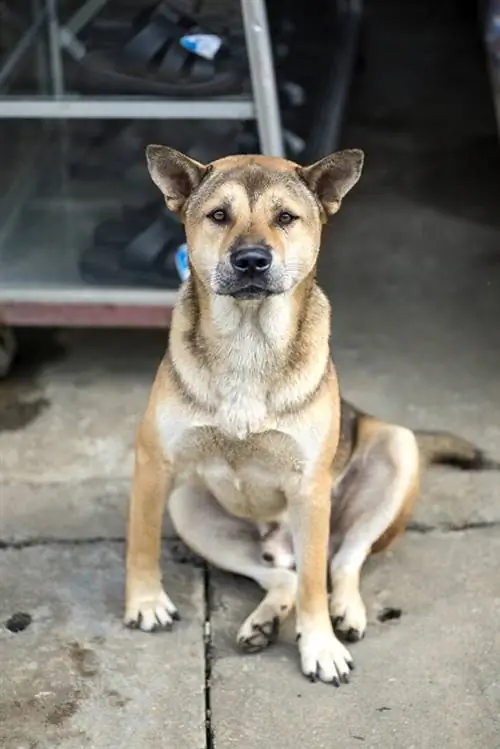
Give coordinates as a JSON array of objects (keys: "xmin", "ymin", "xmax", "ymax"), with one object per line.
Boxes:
[
  {"xmin": 80, "ymin": 205, "xmax": 186, "ymax": 288},
  {"xmin": 77, "ymin": 0, "xmax": 245, "ymax": 97}
]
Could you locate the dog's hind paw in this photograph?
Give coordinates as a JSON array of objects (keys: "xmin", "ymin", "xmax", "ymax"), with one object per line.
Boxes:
[
  {"xmin": 330, "ymin": 589, "xmax": 367, "ymax": 643},
  {"xmin": 237, "ymin": 615, "xmax": 280, "ymax": 653},
  {"xmin": 125, "ymin": 589, "xmax": 180, "ymax": 632},
  {"xmin": 237, "ymin": 585, "xmax": 295, "ymax": 653}
]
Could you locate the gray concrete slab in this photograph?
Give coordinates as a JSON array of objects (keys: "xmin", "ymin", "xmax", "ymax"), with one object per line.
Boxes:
[
  {"xmin": 0, "ymin": 478, "xmax": 177, "ymax": 542},
  {"xmin": 0, "ymin": 327, "xmax": 171, "ymax": 542},
  {"xmin": 0, "ymin": 328, "xmax": 164, "ymax": 484},
  {"xmin": 0, "ymin": 479, "xmax": 130, "ymax": 542},
  {"xmin": 0, "ymin": 545, "xmax": 206, "ymax": 749},
  {"xmin": 413, "ymin": 470, "xmax": 500, "ymax": 530},
  {"xmin": 209, "ymin": 529, "xmax": 500, "ymax": 749}
]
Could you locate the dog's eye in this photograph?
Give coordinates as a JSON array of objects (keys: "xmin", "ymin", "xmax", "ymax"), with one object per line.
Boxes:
[
  {"xmin": 207, "ymin": 208, "xmax": 229, "ymax": 224},
  {"xmin": 276, "ymin": 211, "xmax": 297, "ymax": 227}
]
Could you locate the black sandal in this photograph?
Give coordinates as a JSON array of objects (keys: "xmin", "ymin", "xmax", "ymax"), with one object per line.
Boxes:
[
  {"xmin": 80, "ymin": 204, "xmax": 186, "ymax": 288},
  {"xmin": 77, "ymin": 1, "xmax": 245, "ymax": 98}
]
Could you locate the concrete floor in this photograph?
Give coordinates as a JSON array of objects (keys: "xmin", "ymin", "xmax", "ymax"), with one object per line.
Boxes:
[{"xmin": 2, "ymin": 0, "xmax": 500, "ymax": 747}]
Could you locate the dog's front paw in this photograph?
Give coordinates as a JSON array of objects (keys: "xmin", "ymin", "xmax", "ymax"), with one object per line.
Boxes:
[
  {"xmin": 297, "ymin": 621, "xmax": 354, "ymax": 685},
  {"xmin": 330, "ymin": 588, "xmax": 367, "ymax": 643},
  {"xmin": 125, "ymin": 589, "xmax": 180, "ymax": 632}
]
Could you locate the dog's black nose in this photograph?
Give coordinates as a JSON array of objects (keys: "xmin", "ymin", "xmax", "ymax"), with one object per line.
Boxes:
[{"xmin": 230, "ymin": 246, "xmax": 272, "ymax": 275}]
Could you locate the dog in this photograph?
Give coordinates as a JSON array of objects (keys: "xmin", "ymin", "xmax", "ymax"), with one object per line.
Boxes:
[{"xmin": 124, "ymin": 146, "xmax": 496, "ymax": 685}]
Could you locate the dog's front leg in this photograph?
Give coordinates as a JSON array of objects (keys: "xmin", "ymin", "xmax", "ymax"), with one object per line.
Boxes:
[
  {"xmin": 289, "ymin": 469, "xmax": 354, "ymax": 684},
  {"xmin": 125, "ymin": 423, "xmax": 178, "ymax": 631}
]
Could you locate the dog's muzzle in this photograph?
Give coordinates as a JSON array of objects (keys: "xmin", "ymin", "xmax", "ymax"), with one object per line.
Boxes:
[{"xmin": 219, "ymin": 245, "xmax": 275, "ymax": 299}]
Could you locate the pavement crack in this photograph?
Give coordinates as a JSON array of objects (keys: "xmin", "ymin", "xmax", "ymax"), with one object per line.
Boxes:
[
  {"xmin": 407, "ymin": 520, "xmax": 500, "ymax": 534},
  {"xmin": 203, "ymin": 564, "xmax": 215, "ymax": 749},
  {"xmin": 3, "ymin": 521, "xmax": 500, "ymax": 552},
  {"xmin": 0, "ymin": 535, "xmax": 177, "ymax": 550}
]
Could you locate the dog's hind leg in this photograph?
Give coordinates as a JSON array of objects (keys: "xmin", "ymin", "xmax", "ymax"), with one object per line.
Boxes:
[
  {"xmin": 168, "ymin": 484, "xmax": 297, "ymax": 652},
  {"xmin": 329, "ymin": 424, "xmax": 420, "ymax": 642}
]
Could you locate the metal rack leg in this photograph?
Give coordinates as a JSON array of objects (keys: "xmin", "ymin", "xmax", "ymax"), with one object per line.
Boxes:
[
  {"xmin": 303, "ymin": 0, "xmax": 363, "ymax": 160},
  {"xmin": 46, "ymin": 0, "xmax": 64, "ymax": 96},
  {"xmin": 240, "ymin": 0, "xmax": 284, "ymax": 157},
  {"xmin": 324, "ymin": 0, "xmax": 362, "ymax": 152},
  {"xmin": 32, "ymin": 0, "xmax": 50, "ymax": 95}
]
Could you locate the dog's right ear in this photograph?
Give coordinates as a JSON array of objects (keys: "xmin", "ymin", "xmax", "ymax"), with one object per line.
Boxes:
[{"xmin": 146, "ymin": 145, "xmax": 207, "ymax": 213}]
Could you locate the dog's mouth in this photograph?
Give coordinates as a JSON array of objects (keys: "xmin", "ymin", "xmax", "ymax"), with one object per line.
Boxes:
[
  {"xmin": 230, "ymin": 284, "xmax": 273, "ymax": 300},
  {"xmin": 215, "ymin": 277, "xmax": 278, "ymax": 300},
  {"xmin": 213, "ymin": 262, "xmax": 288, "ymax": 300}
]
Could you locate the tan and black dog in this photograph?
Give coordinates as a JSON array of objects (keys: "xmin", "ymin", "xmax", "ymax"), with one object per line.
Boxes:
[{"xmin": 124, "ymin": 146, "xmax": 496, "ymax": 685}]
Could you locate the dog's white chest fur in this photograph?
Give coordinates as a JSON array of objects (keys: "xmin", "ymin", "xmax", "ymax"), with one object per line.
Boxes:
[
  {"xmin": 196, "ymin": 297, "xmax": 290, "ymax": 441},
  {"xmin": 213, "ymin": 320, "xmax": 272, "ymax": 440}
]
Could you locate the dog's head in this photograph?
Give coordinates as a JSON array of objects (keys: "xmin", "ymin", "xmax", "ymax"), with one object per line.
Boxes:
[{"xmin": 146, "ymin": 147, "xmax": 364, "ymax": 300}]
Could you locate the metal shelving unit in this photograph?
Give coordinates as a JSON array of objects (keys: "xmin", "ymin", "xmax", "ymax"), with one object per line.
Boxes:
[
  {"xmin": 0, "ymin": 0, "xmax": 284, "ymax": 332},
  {"xmin": 0, "ymin": 0, "xmax": 284, "ymax": 152},
  {"xmin": 0, "ymin": 0, "xmax": 362, "ymax": 346}
]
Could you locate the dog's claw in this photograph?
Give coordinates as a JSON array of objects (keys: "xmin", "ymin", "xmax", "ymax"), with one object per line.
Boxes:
[
  {"xmin": 345, "ymin": 627, "xmax": 362, "ymax": 642},
  {"xmin": 238, "ymin": 616, "xmax": 280, "ymax": 653},
  {"xmin": 298, "ymin": 626, "xmax": 353, "ymax": 685},
  {"xmin": 125, "ymin": 590, "xmax": 179, "ymax": 633}
]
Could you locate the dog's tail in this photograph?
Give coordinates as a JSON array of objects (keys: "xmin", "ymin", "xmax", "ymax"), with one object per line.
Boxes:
[{"xmin": 414, "ymin": 430, "xmax": 500, "ymax": 471}]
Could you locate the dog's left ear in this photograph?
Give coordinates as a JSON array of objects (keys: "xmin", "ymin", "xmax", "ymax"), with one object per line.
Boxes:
[
  {"xmin": 298, "ymin": 149, "xmax": 364, "ymax": 215},
  {"xmin": 146, "ymin": 145, "xmax": 208, "ymax": 213}
]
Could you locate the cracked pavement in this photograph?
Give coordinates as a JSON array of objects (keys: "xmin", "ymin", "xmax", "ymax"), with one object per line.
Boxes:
[{"xmin": 1, "ymin": 306, "xmax": 499, "ymax": 749}]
